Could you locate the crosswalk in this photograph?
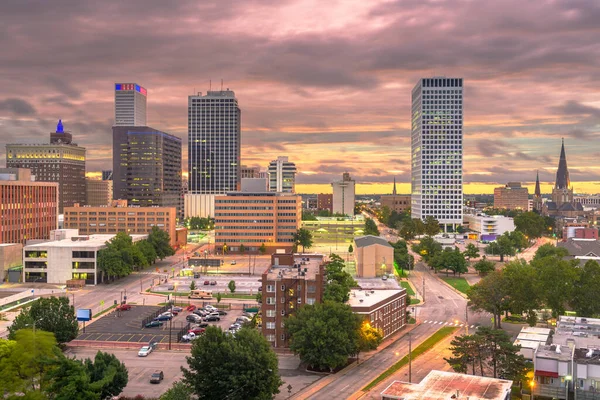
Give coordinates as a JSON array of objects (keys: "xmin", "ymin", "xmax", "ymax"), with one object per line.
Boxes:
[{"xmin": 422, "ymin": 320, "xmax": 477, "ymax": 328}]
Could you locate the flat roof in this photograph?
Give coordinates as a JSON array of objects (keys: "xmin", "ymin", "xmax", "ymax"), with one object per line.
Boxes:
[
  {"xmin": 265, "ymin": 254, "xmax": 323, "ymax": 281},
  {"xmin": 347, "ymin": 289, "xmax": 404, "ymax": 309},
  {"xmin": 381, "ymin": 370, "xmax": 513, "ymax": 400},
  {"xmin": 521, "ymin": 327, "xmax": 552, "ymax": 335},
  {"xmin": 535, "ymin": 344, "xmax": 572, "ymax": 362},
  {"xmin": 24, "ymin": 234, "xmax": 147, "ymax": 249},
  {"xmin": 513, "ymin": 339, "xmax": 541, "ymax": 350},
  {"xmin": 516, "ymin": 332, "xmax": 549, "ymax": 342}
]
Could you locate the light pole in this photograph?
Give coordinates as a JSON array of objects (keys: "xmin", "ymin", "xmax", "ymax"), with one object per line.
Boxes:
[
  {"xmin": 530, "ymin": 380, "xmax": 535, "ymax": 400},
  {"xmin": 565, "ymin": 375, "xmax": 572, "ymax": 400},
  {"xmin": 408, "ymin": 332, "xmax": 412, "ymax": 383}
]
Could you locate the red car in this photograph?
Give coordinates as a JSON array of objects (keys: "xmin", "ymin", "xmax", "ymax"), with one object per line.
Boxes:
[
  {"xmin": 186, "ymin": 305, "xmax": 196, "ymax": 312},
  {"xmin": 188, "ymin": 328, "xmax": 206, "ymax": 335},
  {"xmin": 203, "ymin": 280, "xmax": 210, "ymax": 285},
  {"xmin": 117, "ymin": 304, "xmax": 132, "ymax": 311}
]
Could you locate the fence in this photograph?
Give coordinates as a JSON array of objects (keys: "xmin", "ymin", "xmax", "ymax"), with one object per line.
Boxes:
[{"xmin": 140, "ymin": 302, "xmax": 174, "ymax": 329}]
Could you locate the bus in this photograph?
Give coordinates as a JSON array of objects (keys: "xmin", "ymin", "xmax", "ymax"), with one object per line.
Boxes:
[{"xmin": 189, "ymin": 290, "xmax": 213, "ymax": 300}]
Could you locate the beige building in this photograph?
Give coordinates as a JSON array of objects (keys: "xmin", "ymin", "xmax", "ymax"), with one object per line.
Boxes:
[
  {"xmin": 85, "ymin": 178, "xmax": 113, "ymax": 206},
  {"xmin": 332, "ymin": 172, "xmax": 355, "ymax": 216},
  {"xmin": 63, "ymin": 203, "xmax": 177, "ymax": 247},
  {"xmin": 354, "ymin": 235, "xmax": 394, "ymax": 278},
  {"xmin": 493, "ymin": 182, "xmax": 529, "ymax": 210},
  {"xmin": 380, "ymin": 194, "xmax": 411, "ymax": 213},
  {"xmin": 0, "ymin": 243, "xmax": 23, "ymax": 282}
]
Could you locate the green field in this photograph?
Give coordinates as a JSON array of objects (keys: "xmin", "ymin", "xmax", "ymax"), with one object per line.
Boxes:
[
  {"xmin": 441, "ymin": 277, "xmax": 470, "ymax": 294},
  {"xmin": 362, "ymin": 326, "xmax": 458, "ymax": 391},
  {"xmin": 399, "ymin": 281, "xmax": 415, "ymax": 296}
]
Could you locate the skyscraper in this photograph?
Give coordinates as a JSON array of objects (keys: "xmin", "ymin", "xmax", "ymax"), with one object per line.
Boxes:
[
  {"xmin": 188, "ymin": 90, "xmax": 241, "ymax": 194},
  {"xmin": 268, "ymin": 156, "xmax": 297, "ymax": 193},
  {"xmin": 6, "ymin": 120, "xmax": 86, "ymax": 213},
  {"xmin": 114, "ymin": 83, "xmax": 147, "ymax": 126},
  {"xmin": 411, "ymin": 77, "xmax": 463, "ymax": 230}
]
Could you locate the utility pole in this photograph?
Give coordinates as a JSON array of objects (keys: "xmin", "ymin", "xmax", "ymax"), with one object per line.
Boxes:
[
  {"xmin": 408, "ymin": 332, "xmax": 412, "ymax": 383},
  {"xmin": 422, "ymin": 276, "xmax": 425, "ymax": 302}
]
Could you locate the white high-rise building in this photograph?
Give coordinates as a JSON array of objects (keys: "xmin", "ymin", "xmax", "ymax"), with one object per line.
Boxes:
[
  {"xmin": 411, "ymin": 77, "xmax": 463, "ymax": 229},
  {"xmin": 114, "ymin": 83, "xmax": 147, "ymax": 126},
  {"xmin": 332, "ymin": 172, "xmax": 355, "ymax": 216},
  {"xmin": 268, "ymin": 156, "xmax": 297, "ymax": 193}
]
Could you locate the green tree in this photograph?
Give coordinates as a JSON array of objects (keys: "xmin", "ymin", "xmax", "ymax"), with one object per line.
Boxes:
[
  {"xmin": 514, "ymin": 211, "xmax": 546, "ymax": 238},
  {"xmin": 413, "ymin": 218, "xmax": 425, "ymax": 236},
  {"xmin": 533, "ymin": 243, "xmax": 568, "ymax": 261},
  {"xmin": 97, "ymin": 246, "xmax": 128, "ymax": 280},
  {"xmin": 508, "ymin": 230, "xmax": 529, "ymax": 251},
  {"xmin": 532, "ymin": 256, "xmax": 578, "ymax": 317},
  {"xmin": 444, "ymin": 334, "xmax": 482, "ymax": 375},
  {"xmin": 301, "ymin": 210, "xmax": 318, "ymax": 221},
  {"xmin": 8, "ymin": 296, "xmax": 78, "ymax": 344},
  {"xmin": 239, "ymin": 243, "xmax": 246, "ymax": 254},
  {"xmin": 379, "ymin": 206, "xmax": 391, "ymax": 225},
  {"xmin": 160, "ymin": 381, "xmax": 193, "ymax": 400},
  {"xmin": 432, "ymin": 248, "xmax": 467, "ymax": 276},
  {"xmin": 357, "ymin": 321, "xmax": 383, "ymax": 352},
  {"xmin": 348, "ymin": 244, "xmax": 353, "ymax": 254},
  {"xmin": 136, "ymin": 240, "xmax": 157, "ymax": 265},
  {"xmin": 228, "ymin": 280, "xmax": 236, "ymax": 294},
  {"xmin": 84, "ymin": 351, "xmax": 129, "ymax": 400},
  {"xmin": 45, "ymin": 356, "xmax": 99, "ymax": 400},
  {"xmin": 148, "ymin": 226, "xmax": 175, "ymax": 260},
  {"xmin": 323, "ymin": 254, "xmax": 357, "ymax": 303},
  {"xmin": 364, "ymin": 218, "xmax": 380, "ymax": 236},
  {"xmin": 412, "ymin": 236, "xmax": 442, "ymax": 266},
  {"xmin": 423, "ymin": 216, "xmax": 441, "ymax": 236},
  {"xmin": 502, "ymin": 260, "xmax": 540, "ymax": 326},
  {"xmin": 182, "ymin": 326, "xmax": 282, "ymax": 400},
  {"xmin": 286, "ymin": 301, "xmax": 361, "ymax": 371},
  {"xmin": 463, "ymin": 243, "xmax": 480, "ymax": 261},
  {"xmin": 397, "ymin": 218, "xmax": 416, "ymax": 241},
  {"xmin": 293, "ymin": 228, "xmax": 314, "ymax": 252},
  {"xmin": 473, "ymin": 257, "xmax": 495, "ymax": 275},
  {"xmin": 572, "ymin": 260, "xmax": 600, "ymax": 317},
  {"xmin": 485, "ymin": 234, "xmax": 515, "ymax": 262},
  {"xmin": 468, "ymin": 271, "xmax": 510, "ymax": 329},
  {"xmin": 216, "ymin": 293, "xmax": 222, "ymax": 304},
  {"xmin": 190, "ymin": 281, "xmax": 197, "ymax": 291},
  {"xmin": 259, "ymin": 243, "xmax": 267, "ymax": 255}
]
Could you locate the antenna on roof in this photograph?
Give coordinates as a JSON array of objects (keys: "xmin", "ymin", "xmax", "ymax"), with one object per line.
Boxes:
[
  {"xmin": 221, "ymin": 79, "xmax": 223, "ymax": 91},
  {"xmin": 209, "ymin": 80, "xmax": 212, "ymax": 91}
]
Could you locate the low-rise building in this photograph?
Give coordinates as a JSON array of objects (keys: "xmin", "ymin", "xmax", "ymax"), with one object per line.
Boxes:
[
  {"xmin": 381, "ymin": 370, "xmax": 513, "ymax": 400},
  {"xmin": 463, "ymin": 214, "xmax": 515, "ymax": 240},
  {"xmin": 354, "ymin": 235, "xmax": 394, "ymax": 278},
  {"xmin": 0, "ymin": 243, "xmax": 23, "ymax": 282},
  {"xmin": 348, "ymin": 289, "xmax": 406, "ymax": 339},
  {"xmin": 23, "ymin": 231, "xmax": 147, "ymax": 285},
  {"xmin": 493, "ymin": 182, "xmax": 529, "ymax": 211},
  {"xmin": 184, "ymin": 193, "xmax": 216, "ymax": 219},
  {"xmin": 380, "ymin": 194, "xmax": 411, "ymax": 214},
  {"xmin": 513, "ymin": 326, "xmax": 552, "ymax": 360},
  {"xmin": 301, "ymin": 215, "xmax": 365, "ymax": 245},
  {"xmin": 317, "ymin": 193, "xmax": 333, "ymax": 213},
  {"xmin": 558, "ymin": 238, "xmax": 600, "ymax": 265},
  {"xmin": 261, "ymin": 253, "xmax": 325, "ymax": 348}
]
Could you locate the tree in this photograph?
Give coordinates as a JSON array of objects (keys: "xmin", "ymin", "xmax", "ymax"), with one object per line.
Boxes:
[
  {"xmin": 485, "ymin": 234, "xmax": 515, "ymax": 262},
  {"xmin": 473, "ymin": 257, "xmax": 495, "ymax": 275},
  {"xmin": 502, "ymin": 260, "xmax": 540, "ymax": 326},
  {"xmin": 397, "ymin": 218, "xmax": 416, "ymax": 241},
  {"xmin": 357, "ymin": 321, "xmax": 383, "ymax": 353},
  {"xmin": 84, "ymin": 351, "xmax": 129, "ymax": 400},
  {"xmin": 514, "ymin": 212, "xmax": 546, "ymax": 238},
  {"xmin": 348, "ymin": 244, "xmax": 353, "ymax": 254},
  {"xmin": 190, "ymin": 281, "xmax": 197, "ymax": 291},
  {"xmin": 286, "ymin": 301, "xmax": 361, "ymax": 371},
  {"xmin": 97, "ymin": 246, "xmax": 129, "ymax": 280},
  {"xmin": 148, "ymin": 226, "xmax": 175, "ymax": 260},
  {"xmin": 468, "ymin": 271, "xmax": 510, "ymax": 329},
  {"xmin": 508, "ymin": 230, "xmax": 529, "ymax": 251},
  {"xmin": 572, "ymin": 261, "xmax": 600, "ymax": 317},
  {"xmin": 533, "ymin": 243, "xmax": 568, "ymax": 261},
  {"xmin": 259, "ymin": 243, "xmax": 267, "ymax": 255},
  {"xmin": 379, "ymin": 206, "xmax": 391, "ymax": 225},
  {"xmin": 364, "ymin": 218, "xmax": 380, "ymax": 236},
  {"xmin": 239, "ymin": 243, "xmax": 246, "ymax": 254},
  {"xmin": 423, "ymin": 216, "xmax": 441, "ymax": 236},
  {"xmin": 8, "ymin": 296, "xmax": 78, "ymax": 344},
  {"xmin": 463, "ymin": 243, "xmax": 480, "ymax": 261},
  {"xmin": 136, "ymin": 240, "xmax": 157, "ymax": 265},
  {"xmin": 293, "ymin": 228, "xmax": 314, "ymax": 252},
  {"xmin": 412, "ymin": 236, "xmax": 442, "ymax": 266},
  {"xmin": 46, "ymin": 355, "xmax": 100, "ymax": 400},
  {"xmin": 413, "ymin": 218, "xmax": 425, "ymax": 236},
  {"xmin": 182, "ymin": 326, "xmax": 282, "ymax": 400},
  {"xmin": 323, "ymin": 254, "xmax": 357, "ymax": 303},
  {"xmin": 216, "ymin": 292, "xmax": 222, "ymax": 304},
  {"xmin": 228, "ymin": 280, "xmax": 236, "ymax": 294},
  {"xmin": 532, "ymin": 256, "xmax": 578, "ymax": 317},
  {"xmin": 431, "ymin": 248, "xmax": 467, "ymax": 276},
  {"xmin": 301, "ymin": 211, "xmax": 318, "ymax": 221},
  {"xmin": 160, "ymin": 381, "xmax": 193, "ymax": 400}
]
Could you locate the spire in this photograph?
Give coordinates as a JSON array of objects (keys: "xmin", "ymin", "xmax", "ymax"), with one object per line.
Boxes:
[
  {"xmin": 534, "ymin": 170, "xmax": 541, "ymax": 198},
  {"xmin": 56, "ymin": 119, "xmax": 64, "ymax": 133},
  {"xmin": 555, "ymin": 138, "xmax": 570, "ymax": 189},
  {"xmin": 392, "ymin": 177, "xmax": 397, "ymax": 195}
]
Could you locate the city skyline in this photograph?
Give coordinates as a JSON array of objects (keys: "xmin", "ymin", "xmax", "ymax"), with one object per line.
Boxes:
[{"xmin": 1, "ymin": 1, "xmax": 600, "ymax": 194}]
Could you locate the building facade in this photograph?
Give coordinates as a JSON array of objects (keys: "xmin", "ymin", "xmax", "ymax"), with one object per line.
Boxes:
[
  {"xmin": 85, "ymin": 178, "xmax": 113, "ymax": 207},
  {"xmin": 268, "ymin": 156, "xmax": 297, "ymax": 193},
  {"xmin": 114, "ymin": 83, "xmax": 147, "ymax": 126},
  {"xmin": 317, "ymin": 193, "xmax": 333, "ymax": 213},
  {"xmin": 494, "ymin": 182, "xmax": 529, "ymax": 210},
  {"xmin": 261, "ymin": 253, "xmax": 325, "ymax": 348},
  {"xmin": 112, "ymin": 126, "xmax": 182, "ymax": 219},
  {"xmin": 380, "ymin": 195, "xmax": 411, "ymax": 213},
  {"xmin": 214, "ymin": 192, "xmax": 301, "ymax": 253},
  {"xmin": 354, "ymin": 236, "xmax": 395, "ymax": 278},
  {"xmin": 63, "ymin": 203, "xmax": 177, "ymax": 246},
  {"xmin": 6, "ymin": 120, "xmax": 86, "ymax": 213},
  {"xmin": 301, "ymin": 215, "xmax": 365, "ymax": 245},
  {"xmin": 102, "ymin": 170, "xmax": 113, "ymax": 181},
  {"xmin": 240, "ymin": 165, "xmax": 260, "ymax": 179},
  {"xmin": 544, "ymin": 140, "xmax": 584, "ymax": 218},
  {"xmin": 0, "ymin": 168, "xmax": 58, "ymax": 245},
  {"xmin": 463, "ymin": 214, "xmax": 515, "ymax": 240},
  {"xmin": 348, "ymin": 289, "xmax": 406, "ymax": 338},
  {"xmin": 411, "ymin": 77, "xmax": 463, "ymax": 229},
  {"xmin": 332, "ymin": 172, "xmax": 355, "ymax": 216}
]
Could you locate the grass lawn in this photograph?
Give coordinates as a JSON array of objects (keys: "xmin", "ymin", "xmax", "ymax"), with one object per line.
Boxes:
[
  {"xmin": 93, "ymin": 304, "xmax": 116, "ymax": 318},
  {"xmin": 410, "ymin": 298, "xmax": 421, "ymax": 305},
  {"xmin": 399, "ymin": 281, "xmax": 415, "ymax": 296},
  {"xmin": 150, "ymin": 291, "xmax": 190, "ymax": 297},
  {"xmin": 440, "ymin": 277, "xmax": 470, "ymax": 294},
  {"xmin": 218, "ymin": 293, "xmax": 256, "ymax": 300},
  {"xmin": 362, "ymin": 326, "xmax": 458, "ymax": 391}
]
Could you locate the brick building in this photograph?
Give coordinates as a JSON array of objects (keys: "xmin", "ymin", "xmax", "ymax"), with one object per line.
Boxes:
[
  {"xmin": 380, "ymin": 194, "xmax": 411, "ymax": 213},
  {"xmin": 317, "ymin": 193, "xmax": 333, "ymax": 213},
  {"xmin": 348, "ymin": 289, "xmax": 407, "ymax": 338},
  {"xmin": 493, "ymin": 182, "xmax": 529, "ymax": 210}
]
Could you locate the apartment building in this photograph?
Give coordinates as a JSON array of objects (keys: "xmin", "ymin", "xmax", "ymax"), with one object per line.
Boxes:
[
  {"xmin": 261, "ymin": 253, "xmax": 325, "ymax": 348},
  {"xmin": 348, "ymin": 289, "xmax": 407, "ymax": 338}
]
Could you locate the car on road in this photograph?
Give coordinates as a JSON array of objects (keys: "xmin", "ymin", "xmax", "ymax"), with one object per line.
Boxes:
[
  {"xmin": 117, "ymin": 304, "xmax": 132, "ymax": 311},
  {"xmin": 203, "ymin": 280, "xmax": 210, "ymax": 285},
  {"xmin": 154, "ymin": 315, "xmax": 172, "ymax": 322},
  {"xmin": 186, "ymin": 314, "xmax": 202, "ymax": 323},
  {"xmin": 230, "ymin": 260, "xmax": 237, "ymax": 265},
  {"xmin": 210, "ymin": 280, "xmax": 217, "ymax": 285},
  {"xmin": 167, "ymin": 285, "xmax": 174, "ymax": 290},
  {"xmin": 186, "ymin": 305, "xmax": 197, "ymax": 311},
  {"xmin": 145, "ymin": 320, "xmax": 164, "ymax": 328},
  {"xmin": 150, "ymin": 370, "xmax": 164, "ymax": 384},
  {"xmin": 138, "ymin": 345, "xmax": 154, "ymax": 357},
  {"xmin": 188, "ymin": 327, "xmax": 206, "ymax": 335},
  {"xmin": 204, "ymin": 315, "xmax": 220, "ymax": 322}
]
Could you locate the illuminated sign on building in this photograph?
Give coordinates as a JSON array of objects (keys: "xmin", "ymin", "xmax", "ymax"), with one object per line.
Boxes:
[{"xmin": 115, "ymin": 83, "xmax": 147, "ymax": 96}]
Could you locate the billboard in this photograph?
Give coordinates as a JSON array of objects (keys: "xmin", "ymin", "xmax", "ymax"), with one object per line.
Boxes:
[
  {"xmin": 115, "ymin": 83, "xmax": 147, "ymax": 96},
  {"xmin": 76, "ymin": 309, "xmax": 92, "ymax": 322}
]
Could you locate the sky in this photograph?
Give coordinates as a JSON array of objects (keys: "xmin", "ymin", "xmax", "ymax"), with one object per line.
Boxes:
[{"xmin": 1, "ymin": 0, "xmax": 599, "ymax": 195}]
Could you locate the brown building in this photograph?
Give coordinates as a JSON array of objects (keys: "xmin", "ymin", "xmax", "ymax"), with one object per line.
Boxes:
[
  {"xmin": 6, "ymin": 120, "xmax": 86, "ymax": 213},
  {"xmin": 317, "ymin": 193, "xmax": 333, "ymax": 213},
  {"xmin": 0, "ymin": 168, "xmax": 58, "ymax": 245},
  {"xmin": 214, "ymin": 192, "xmax": 301, "ymax": 253},
  {"xmin": 354, "ymin": 236, "xmax": 395, "ymax": 278},
  {"xmin": 85, "ymin": 178, "xmax": 113, "ymax": 207},
  {"xmin": 63, "ymin": 203, "xmax": 178, "ymax": 247},
  {"xmin": 380, "ymin": 194, "xmax": 411, "ymax": 213},
  {"xmin": 261, "ymin": 253, "xmax": 325, "ymax": 348},
  {"xmin": 493, "ymin": 182, "xmax": 529, "ymax": 210},
  {"xmin": 240, "ymin": 165, "xmax": 260, "ymax": 179},
  {"xmin": 348, "ymin": 289, "xmax": 407, "ymax": 338}
]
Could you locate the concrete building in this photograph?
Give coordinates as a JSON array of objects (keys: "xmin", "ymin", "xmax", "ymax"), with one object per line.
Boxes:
[
  {"xmin": 381, "ymin": 370, "xmax": 512, "ymax": 400},
  {"xmin": 411, "ymin": 77, "xmax": 464, "ymax": 230},
  {"xmin": 240, "ymin": 165, "xmax": 260, "ymax": 179},
  {"xmin": 63, "ymin": 203, "xmax": 178, "ymax": 247},
  {"xmin": 184, "ymin": 193, "xmax": 215, "ymax": 218},
  {"xmin": 494, "ymin": 182, "xmax": 529, "ymax": 210},
  {"xmin": 354, "ymin": 236, "xmax": 394, "ymax": 278},
  {"xmin": 114, "ymin": 83, "xmax": 147, "ymax": 126},
  {"xmin": 214, "ymin": 192, "xmax": 301, "ymax": 253},
  {"xmin": 23, "ymin": 230, "xmax": 147, "ymax": 285},
  {"xmin": 513, "ymin": 326, "xmax": 552, "ymax": 360},
  {"xmin": 102, "ymin": 170, "xmax": 113, "ymax": 181},
  {"xmin": 332, "ymin": 172, "xmax": 355, "ymax": 216},
  {"xmin": 348, "ymin": 289, "xmax": 406, "ymax": 338},
  {"xmin": 301, "ymin": 215, "xmax": 365, "ymax": 245},
  {"xmin": 317, "ymin": 193, "xmax": 333, "ymax": 213},
  {"xmin": 241, "ymin": 178, "xmax": 268, "ymax": 192},
  {"xmin": 85, "ymin": 178, "xmax": 113, "ymax": 207},
  {"xmin": 0, "ymin": 168, "xmax": 58, "ymax": 245},
  {"xmin": 112, "ymin": 126, "xmax": 182, "ymax": 219},
  {"xmin": 261, "ymin": 253, "xmax": 325, "ymax": 348},
  {"xmin": 0, "ymin": 243, "xmax": 23, "ymax": 282},
  {"xmin": 268, "ymin": 156, "xmax": 297, "ymax": 193},
  {"xmin": 574, "ymin": 195, "xmax": 600, "ymax": 209},
  {"xmin": 6, "ymin": 120, "xmax": 86, "ymax": 213},
  {"xmin": 306, "ymin": 197, "xmax": 318, "ymax": 210},
  {"xmin": 463, "ymin": 214, "xmax": 515, "ymax": 240}
]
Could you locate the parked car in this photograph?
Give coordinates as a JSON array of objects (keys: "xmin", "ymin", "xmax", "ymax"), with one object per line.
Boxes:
[
  {"xmin": 194, "ymin": 322, "xmax": 209, "ymax": 329},
  {"xmin": 203, "ymin": 280, "xmax": 210, "ymax": 285},
  {"xmin": 181, "ymin": 332, "xmax": 199, "ymax": 342},
  {"xmin": 204, "ymin": 315, "xmax": 220, "ymax": 322},
  {"xmin": 186, "ymin": 305, "xmax": 197, "ymax": 312},
  {"xmin": 229, "ymin": 323, "xmax": 242, "ymax": 331},
  {"xmin": 149, "ymin": 341, "xmax": 158, "ymax": 350},
  {"xmin": 117, "ymin": 303, "xmax": 132, "ymax": 311},
  {"xmin": 210, "ymin": 280, "xmax": 217, "ymax": 285},
  {"xmin": 186, "ymin": 314, "xmax": 202, "ymax": 323},
  {"xmin": 188, "ymin": 327, "xmax": 206, "ymax": 335},
  {"xmin": 193, "ymin": 310, "xmax": 207, "ymax": 317},
  {"xmin": 154, "ymin": 315, "xmax": 172, "ymax": 322},
  {"xmin": 242, "ymin": 312, "xmax": 255, "ymax": 318},
  {"xmin": 382, "ymin": 275, "xmax": 388, "ymax": 281},
  {"xmin": 204, "ymin": 305, "xmax": 217, "ymax": 312},
  {"xmin": 145, "ymin": 320, "xmax": 163, "ymax": 328},
  {"xmin": 150, "ymin": 370, "xmax": 164, "ymax": 384},
  {"xmin": 160, "ymin": 312, "xmax": 174, "ymax": 318},
  {"xmin": 169, "ymin": 309, "xmax": 179, "ymax": 316},
  {"xmin": 138, "ymin": 345, "xmax": 153, "ymax": 357},
  {"xmin": 230, "ymin": 260, "xmax": 237, "ymax": 265},
  {"xmin": 208, "ymin": 311, "xmax": 220, "ymax": 317},
  {"xmin": 236, "ymin": 316, "xmax": 251, "ymax": 323},
  {"xmin": 172, "ymin": 306, "xmax": 183, "ymax": 312},
  {"xmin": 167, "ymin": 285, "xmax": 174, "ymax": 290},
  {"xmin": 218, "ymin": 310, "xmax": 228, "ymax": 316}
]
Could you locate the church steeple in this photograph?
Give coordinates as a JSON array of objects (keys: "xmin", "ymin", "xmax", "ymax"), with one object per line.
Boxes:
[
  {"xmin": 555, "ymin": 138, "xmax": 570, "ymax": 190},
  {"xmin": 534, "ymin": 170, "xmax": 541, "ymax": 198},
  {"xmin": 392, "ymin": 177, "xmax": 397, "ymax": 195}
]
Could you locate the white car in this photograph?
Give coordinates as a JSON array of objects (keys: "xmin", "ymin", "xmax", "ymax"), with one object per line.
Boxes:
[
  {"xmin": 204, "ymin": 305, "xmax": 217, "ymax": 312},
  {"xmin": 182, "ymin": 332, "xmax": 201, "ymax": 342},
  {"xmin": 138, "ymin": 346, "xmax": 153, "ymax": 357}
]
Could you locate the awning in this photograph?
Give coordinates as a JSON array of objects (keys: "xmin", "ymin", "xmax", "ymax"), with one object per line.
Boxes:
[{"xmin": 535, "ymin": 370, "xmax": 559, "ymax": 378}]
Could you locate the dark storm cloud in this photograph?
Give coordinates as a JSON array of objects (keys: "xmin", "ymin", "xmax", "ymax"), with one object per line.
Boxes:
[{"xmin": 0, "ymin": 98, "xmax": 36, "ymax": 116}]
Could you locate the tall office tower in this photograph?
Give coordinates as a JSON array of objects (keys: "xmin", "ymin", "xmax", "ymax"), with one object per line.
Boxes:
[
  {"xmin": 114, "ymin": 83, "xmax": 147, "ymax": 126},
  {"xmin": 188, "ymin": 90, "xmax": 241, "ymax": 194},
  {"xmin": 85, "ymin": 178, "xmax": 113, "ymax": 206},
  {"xmin": 268, "ymin": 156, "xmax": 297, "ymax": 193},
  {"xmin": 6, "ymin": 120, "xmax": 86, "ymax": 213},
  {"xmin": 410, "ymin": 77, "xmax": 463, "ymax": 230},
  {"xmin": 102, "ymin": 170, "xmax": 113, "ymax": 180},
  {"xmin": 240, "ymin": 165, "xmax": 260, "ymax": 179},
  {"xmin": 112, "ymin": 126, "xmax": 182, "ymax": 219},
  {"xmin": 331, "ymin": 172, "xmax": 356, "ymax": 216}
]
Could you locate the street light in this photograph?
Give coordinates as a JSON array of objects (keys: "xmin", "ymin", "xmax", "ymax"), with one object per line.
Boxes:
[
  {"xmin": 565, "ymin": 375, "xmax": 572, "ymax": 400},
  {"xmin": 530, "ymin": 380, "xmax": 535, "ymax": 400}
]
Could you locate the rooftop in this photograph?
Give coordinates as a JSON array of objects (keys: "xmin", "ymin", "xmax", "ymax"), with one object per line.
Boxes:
[
  {"xmin": 535, "ymin": 344, "xmax": 573, "ymax": 362},
  {"xmin": 24, "ymin": 234, "xmax": 147, "ymax": 249},
  {"xmin": 347, "ymin": 289, "xmax": 404, "ymax": 309},
  {"xmin": 354, "ymin": 235, "xmax": 393, "ymax": 248},
  {"xmin": 574, "ymin": 348, "xmax": 600, "ymax": 366},
  {"xmin": 381, "ymin": 370, "xmax": 513, "ymax": 400},
  {"xmin": 553, "ymin": 315, "xmax": 600, "ymax": 348},
  {"xmin": 264, "ymin": 254, "xmax": 324, "ymax": 282}
]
